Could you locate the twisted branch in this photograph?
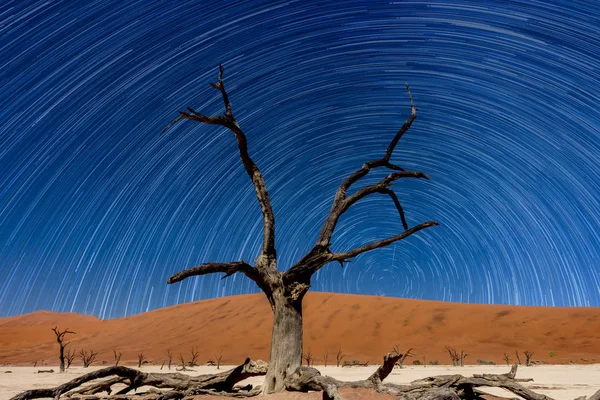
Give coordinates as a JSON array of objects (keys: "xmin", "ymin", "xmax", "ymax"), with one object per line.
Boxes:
[
  {"xmin": 163, "ymin": 65, "xmax": 276, "ymax": 261},
  {"xmin": 286, "ymin": 84, "xmax": 436, "ymax": 282}
]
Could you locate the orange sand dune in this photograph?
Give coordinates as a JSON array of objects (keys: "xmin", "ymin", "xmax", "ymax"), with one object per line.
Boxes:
[{"xmin": 1, "ymin": 292, "xmax": 599, "ymax": 367}]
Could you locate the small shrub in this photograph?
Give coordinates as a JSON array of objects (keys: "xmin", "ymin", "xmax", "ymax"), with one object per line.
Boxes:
[
  {"xmin": 476, "ymin": 359, "xmax": 496, "ymax": 365},
  {"xmin": 429, "ymin": 360, "xmax": 439, "ymax": 365},
  {"xmin": 549, "ymin": 351, "xmax": 557, "ymax": 358},
  {"xmin": 412, "ymin": 360, "xmax": 421, "ymax": 365}
]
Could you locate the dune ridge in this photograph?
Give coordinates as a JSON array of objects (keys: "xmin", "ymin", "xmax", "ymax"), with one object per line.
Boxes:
[{"xmin": 1, "ymin": 292, "xmax": 599, "ymax": 366}]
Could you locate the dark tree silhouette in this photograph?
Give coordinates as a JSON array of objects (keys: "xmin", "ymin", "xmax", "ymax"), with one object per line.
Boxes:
[
  {"xmin": 524, "ymin": 350, "xmax": 535, "ymax": 366},
  {"xmin": 164, "ymin": 66, "xmax": 438, "ymax": 393},
  {"xmin": 166, "ymin": 349, "xmax": 173, "ymax": 370},
  {"xmin": 79, "ymin": 350, "xmax": 98, "ymax": 368},
  {"xmin": 65, "ymin": 347, "xmax": 76, "ymax": 370},
  {"xmin": 137, "ymin": 353, "xmax": 148, "ymax": 368},
  {"xmin": 188, "ymin": 347, "xmax": 199, "ymax": 367},
  {"xmin": 336, "ymin": 347, "xmax": 346, "ymax": 367},
  {"xmin": 113, "ymin": 350, "xmax": 122, "ymax": 367},
  {"xmin": 51, "ymin": 327, "xmax": 75, "ymax": 373}
]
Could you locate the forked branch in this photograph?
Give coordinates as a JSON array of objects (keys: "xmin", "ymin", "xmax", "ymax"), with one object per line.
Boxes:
[
  {"xmin": 286, "ymin": 84, "xmax": 437, "ymax": 281},
  {"xmin": 316, "ymin": 83, "xmax": 420, "ymax": 248},
  {"xmin": 162, "ymin": 65, "xmax": 276, "ymax": 260}
]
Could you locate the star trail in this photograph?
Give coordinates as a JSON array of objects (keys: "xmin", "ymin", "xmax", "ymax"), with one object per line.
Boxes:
[{"xmin": 1, "ymin": 0, "xmax": 599, "ymax": 319}]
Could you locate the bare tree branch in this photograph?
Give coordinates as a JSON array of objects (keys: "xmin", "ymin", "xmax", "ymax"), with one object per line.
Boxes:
[
  {"xmin": 315, "ymin": 83, "xmax": 420, "ymax": 249},
  {"xmin": 331, "ymin": 221, "xmax": 438, "ymax": 262},
  {"xmin": 167, "ymin": 261, "xmax": 258, "ymax": 284},
  {"xmin": 162, "ymin": 65, "xmax": 276, "ymax": 260},
  {"xmin": 285, "ymin": 84, "xmax": 437, "ymax": 283}
]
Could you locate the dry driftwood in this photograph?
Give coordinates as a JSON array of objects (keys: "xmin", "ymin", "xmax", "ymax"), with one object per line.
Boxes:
[
  {"xmin": 283, "ymin": 358, "xmax": 597, "ymax": 400},
  {"xmin": 13, "ymin": 350, "xmax": 600, "ymax": 400},
  {"xmin": 10, "ymin": 358, "xmax": 268, "ymax": 400}
]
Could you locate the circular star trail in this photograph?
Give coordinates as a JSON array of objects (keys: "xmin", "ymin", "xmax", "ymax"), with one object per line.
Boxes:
[{"xmin": 1, "ymin": 0, "xmax": 599, "ymax": 318}]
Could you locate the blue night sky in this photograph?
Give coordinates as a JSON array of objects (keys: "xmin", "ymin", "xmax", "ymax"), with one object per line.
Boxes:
[{"xmin": 1, "ymin": 0, "xmax": 599, "ymax": 319}]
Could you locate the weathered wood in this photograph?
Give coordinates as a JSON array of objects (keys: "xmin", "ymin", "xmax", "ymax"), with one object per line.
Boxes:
[
  {"xmin": 368, "ymin": 352, "xmax": 401, "ymax": 386},
  {"xmin": 163, "ymin": 65, "xmax": 276, "ymax": 259},
  {"xmin": 322, "ymin": 385, "xmax": 342, "ymax": 400},
  {"xmin": 65, "ymin": 377, "xmax": 126, "ymax": 396},
  {"xmin": 163, "ymin": 66, "xmax": 437, "ymax": 394},
  {"xmin": 285, "ymin": 364, "xmax": 557, "ymax": 400},
  {"xmin": 10, "ymin": 358, "xmax": 267, "ymax": 400},
  {"xmin": 590, "ymin": 389, "xmax": 600, "ymax": 400},
  {"xmin": 261, "ymin": 286, "xmax": 305, "ymax": 394}
]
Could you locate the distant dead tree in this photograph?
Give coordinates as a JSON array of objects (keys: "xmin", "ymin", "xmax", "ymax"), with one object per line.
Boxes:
[
  {"xmin": 113, "ymin": 350, "xmax": 122, "ymax": 367},
  {"xmin": 524, "ymin": 350, "xmax": 534, "ymax": 366},
  {"xmin": 302, "ymin": 350, "xmax": 314, "ymax": 367},
  {"xmin": 51, "ymin": 327, "xmax": 75, "ymax": 372},
  {"xmin": 137, "ymin": 353, "xmax": 148, "ymax": 368},
  {"xmin": 323, "ymin": 349, "xmax": 329, "ymax": 367},
  {"xmin": 445, "ymin": 346, "xmax": 467, "ymax": 367},
  {"xmin": 216, "ymin": 350, "xmax": 223, "ymax": 370},
  {"xmin": 79, "ymin": 350, "xmax": 98, "ymax": 368},
  {"xmin": 177, "ymin": 355, "xmax": 192, "ymax": 372},
  {"xmin": 503, "ymin": 353, "xmax": 511, "ymax": 365},
  {"xmin": 188, "ymin": 347, "xmax": 200, "ymax": 367},
  {"xmin": 336, "ymin": 347, "xmax": 346, "ymax": 367},
  {"xmin": 163, "ymin": 66, "xmax": 437, "ymax": 393},
  {"xmin": 65, "ymin": 347, "xmax": 76, "ymax": 369},
  {"xmin": 392, "ymin": 345, "xmax": 415, "ymax": 368},
  {"xmin": 166, "ymin": 349, "xmax": 173, "ymax": 370},
  {"xmin": 514, "ymin": 350, "xmax": 522, "ymax": 365}
]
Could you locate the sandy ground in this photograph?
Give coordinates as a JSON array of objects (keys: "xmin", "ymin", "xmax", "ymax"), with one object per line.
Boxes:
[{"xmin": 1, "ymin": 364, "xmax": 599, "ymax": 400}]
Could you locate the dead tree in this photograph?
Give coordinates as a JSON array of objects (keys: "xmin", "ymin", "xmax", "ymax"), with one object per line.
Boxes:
[
  {"xmin": 392, "ymin": 345, "xmax": 414, "ymax": 368},
  {"xmin": 336, "ymin": 348, "xmax": 345, "ymax": 367},
  {"xmin": 166, "ymin": 349, "xmax": 173, "ymax": 370},
  {"xmin": 515, "ymin": 350, "xmax": 522, "ymax": 365},
  {"xmin": 216, "ymin": 350, "xmax": 223, "ymax": 370},
  {"xmin": 524, "ymin": 350, "xmax": 535, "ymax": 366},
  {"xmin": 445, "ymin": 346, "xmax": 467, "ymax": 367},
  {"xmin": 503, "ymin": 352, "xmax": 511, "ymax": 365},
  {"xmin": 137, "ymin": 353, "xmax": 148, "ymax": 368},
  {"xmin": 79, "ymin": 350, "xmax": 98, "ymax": 368},
  {"xmin": 177, "ymin": 355, "xmax": 192, "ymax": 372},
  {"xmin": 302, "ymin": 350, "xmax": 314, "ymax": 367},
  {"xmin": 188, "ymin": 347, "xmax": 200, "ymax": 367},
  {"xmin": 65, "ymin": 347, "xmax": 76, "ymax": 369},
  {"xmin": 113, "ymin": 350, "xmax": 122, "ymax": 366},
  {"xmin": 51, "ymin": 327, "xmax": 75, "ymax": 372},
  {"xmin": 164, "ymin": 65, "xmax": 437, "ymax": 393},
  {"xmin": 323, "ymin": 349, "xmax": 329, "ymax": 367}
]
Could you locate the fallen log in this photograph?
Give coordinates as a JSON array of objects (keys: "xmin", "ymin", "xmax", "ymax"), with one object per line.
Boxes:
[
  {"xmin": 284, "ymin": 359, "xmax": 561, "ymax": 400},
  {"xmin": 10, "ymin": 358, "xmax": 267, "ymax": 400}
]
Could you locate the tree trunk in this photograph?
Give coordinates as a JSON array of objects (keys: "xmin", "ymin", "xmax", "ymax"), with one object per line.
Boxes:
[
  {"xmin": 59, "ymin": 345, "xmax": 65, "ymax": 373},
  {"xmin": 262, "ymin": 290, "xmax": 303, "ymax": 394}
]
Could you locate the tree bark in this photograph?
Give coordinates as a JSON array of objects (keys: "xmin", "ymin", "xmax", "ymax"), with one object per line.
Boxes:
[{"xmin": 262, "ymin": 289, "xmax": 304, "ymax": 394}]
